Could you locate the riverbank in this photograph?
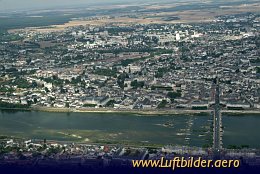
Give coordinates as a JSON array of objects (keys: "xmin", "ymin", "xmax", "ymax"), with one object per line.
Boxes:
[
  {"xmin": 31, "ymin": 107, "xmax": 213, "ymax": 116},
  {"xmin": 1, "ymin": 107, "xmax": 260, "ymax": 116},
  {"xmin": 222, "ymin": 110, "xmax": 260, "ymax": 116}
]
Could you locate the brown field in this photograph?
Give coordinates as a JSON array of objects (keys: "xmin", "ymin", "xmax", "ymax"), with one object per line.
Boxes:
[{"xmin": 8, "ymin": 2, "xmax": 260, "ymax": 34}]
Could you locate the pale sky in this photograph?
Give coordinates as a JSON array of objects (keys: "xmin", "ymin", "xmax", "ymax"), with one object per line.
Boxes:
[
  {"xmin": 0, "ymin": 0, "xmax": 239, "ymax": 12},
  {"xmin": 0, "ymin": 0, "xmax": 139, "ymax": 12}
]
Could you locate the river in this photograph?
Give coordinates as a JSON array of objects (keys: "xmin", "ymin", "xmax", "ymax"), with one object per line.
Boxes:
[{"xmin": 0, "ymin": 110, "xmax": 259, "ymax": 148}]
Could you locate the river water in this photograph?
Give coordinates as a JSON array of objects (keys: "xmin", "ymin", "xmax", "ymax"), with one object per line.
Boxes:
[{"xmin": 0, "ymin": 111, "xmax": 259, "ymax": 148}]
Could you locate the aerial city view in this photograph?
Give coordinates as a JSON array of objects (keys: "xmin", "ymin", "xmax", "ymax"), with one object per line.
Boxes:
[{"xmin": 0, "ymin": 0, "xmax": 260, "ymax": 173}]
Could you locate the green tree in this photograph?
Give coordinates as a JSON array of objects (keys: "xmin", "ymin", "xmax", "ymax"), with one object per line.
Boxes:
[
  {"xmin": 131, "ymin": 80, "xmax": 144, "ymax": 89},
  {"xmin": 157, "ymin": 100, "xmax": 168, "ymax": 108}
]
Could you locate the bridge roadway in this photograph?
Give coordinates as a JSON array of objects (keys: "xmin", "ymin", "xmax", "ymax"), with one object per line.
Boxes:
[{"xmin": 213, "ymin": 78, "xmax": 223, "ymax": 152}]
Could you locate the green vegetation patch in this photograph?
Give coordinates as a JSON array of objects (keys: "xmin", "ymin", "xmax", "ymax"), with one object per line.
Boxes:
[
  {"xmin": 105, "ymin": 100, "xmax": 116, "ymax": 107},
  {"xmin": 83, "ymin": 104, "xmax": 97, "ymax": 107},
  {"xmin": 94, "ymin": 68, "xmax": 117, "ymax": 77},
  {"xmin": 157, "ymin": 100, "xmax": 168, "ymax": 108},
  {"xmin": 227, "ymin": 145, "xmax": 250, "ymax": 149},
  {"xmin": 0, "ymin": 101, "xmax": 29, "ymax": 109},
  {"xmin": 192, "ymin": 106, "xmax": 208, "ymax": 110},
  {"xmin": 2, "ymin": 78, "xmax": 32, "ymax": 88},
  {"xmin": 250, "ymin": 58, "xmax": 260, "ymax": 64},
  {"xmin": 167, "ymin": 91, "xmax": 181, "ymax": 98},
  {"xmin": 256, "ymin": 67, "xmax": 260, "ymax": 73},
  {"xmin": 131, "ymin": 80, "xmax": 144, "ymax": 89},
  {"xmin": 40, "ymin": 76, "xmax": 64, "ymax": 86},
  {"xmin": 120, "ymin": 57, "xmax": 148, "ymax": 67},
  {"xmin": 155, "ymin": 67, "xmax": 169, "ymax": 78},
  {"xmin": 151, "ymin": 86, "xmax": 173, "ymax": 91},
  {"xmin": 0, "ymin": 87, "xmax": 15, "ymax": 93},
  {"xmin": 227, "ymin": 107, "xmax": 244, "ymax": 110}
]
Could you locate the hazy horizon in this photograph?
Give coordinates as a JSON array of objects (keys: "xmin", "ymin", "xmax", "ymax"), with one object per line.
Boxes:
[
  {"xmin": 1, "ymin": 0, "xmax": 255, "ymax": 13},
  {"xmin": 0, "ymin": 0, "xmax": 157, "ymax": 12}
]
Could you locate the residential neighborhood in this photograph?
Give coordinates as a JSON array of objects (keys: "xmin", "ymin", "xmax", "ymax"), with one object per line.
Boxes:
[{"xmin": 0, "ymin": 13, "xmax": 259, "ymax": 111}]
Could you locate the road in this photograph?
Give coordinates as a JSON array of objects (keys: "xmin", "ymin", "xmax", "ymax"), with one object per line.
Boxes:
[{"xmin": 213, "ymin": 77, "xmax": 222, "ymax": 152}]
